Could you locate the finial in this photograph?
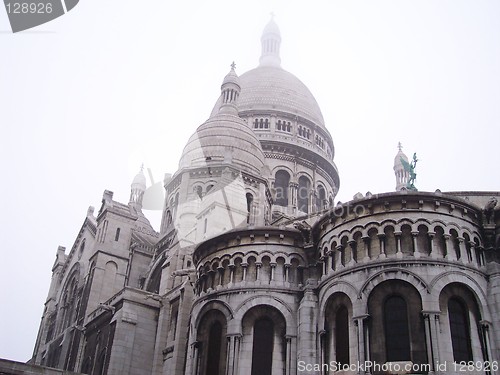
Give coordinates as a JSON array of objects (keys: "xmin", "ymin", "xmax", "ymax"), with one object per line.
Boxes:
[
  {"xmin": 140, "ymin": 163, "xmax": 144, "ymax": 172},
  {"xmin": 270, "ymin": 11, "xmax": 275, "ymax": 19},
  {"xmin": 230, "ymin": 61, "xmax": 236, "ymax": 70},
  {"xmin": 397, "ymin": 142, "xmax": 403, "ymax": 152}
]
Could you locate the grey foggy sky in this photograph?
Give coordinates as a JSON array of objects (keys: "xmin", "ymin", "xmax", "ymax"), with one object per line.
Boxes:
[{"xmin": 0, "ymin": 0, "xmax": 499, "ymax": 362}]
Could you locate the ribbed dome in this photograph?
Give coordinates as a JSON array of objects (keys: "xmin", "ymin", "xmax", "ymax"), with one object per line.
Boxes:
[
  {"xmin": 394, "ymin": 149, "xmax": 409, "ymax": 168},
  {"xmin": 132, "ymin": 169, "xmax": 146, "ymax": 189},
  {"xmin": 222, "ymin": 66, "xmax": 240, "ymax": 87},
  {"xmin": 211, "ymin": 66, "xmax": 326, "ymax": 128},
  {"xmin": 178, "ymin": 113, "xmax": 266, "ymax": 176},
  {"xmin": 263, "ymin": 18, "xmax": 280, "ymax": 36}
]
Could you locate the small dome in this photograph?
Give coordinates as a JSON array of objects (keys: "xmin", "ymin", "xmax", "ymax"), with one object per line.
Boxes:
[
  {"xmin": 394, "ymin": 150, "xmax": 409, "ymax": 167},
  {"xmin": 178, "ymin": 113, "xmax": 266, "ymax": 176},
  {"xmin": 132, "ymin": 168, "xmax": 146, "ymax": 189},
  {"xmin": 222, "ymin": 64, "xmax": 240, "ymax": 88},
  {"xmin": 394, "ymin": 143, "xmax": 409, "ymax": 169},
  {"xmin": 262, "ymin": 18, "xmax": 281, "ymax": 37}
]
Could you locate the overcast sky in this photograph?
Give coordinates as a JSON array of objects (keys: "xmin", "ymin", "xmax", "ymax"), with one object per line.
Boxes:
[{"xmin": 1, "ymin": 0, "xmax": 499, "ymax": 362}]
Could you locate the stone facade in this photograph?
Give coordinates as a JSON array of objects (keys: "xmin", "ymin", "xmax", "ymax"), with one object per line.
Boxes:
[{"xmin": 26, "ymin": 18, "xmax": 500, "ymax": 375}]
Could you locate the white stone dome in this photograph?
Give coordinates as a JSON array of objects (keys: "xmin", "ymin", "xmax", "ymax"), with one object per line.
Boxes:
[
  {"xmin": 132, "ymin": 169, "xmax": 146, "ymax": 189},
  {"xmin": 178, "ymin": 113, "xmax": 266, "ymax": 176},
  {"xmin": 211, "ymin": 66, "xmax": 326, "ymax": 128}
]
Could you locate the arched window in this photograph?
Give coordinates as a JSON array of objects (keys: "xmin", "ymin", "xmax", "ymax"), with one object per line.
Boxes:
[
  {"xmin": 384, "ymin": 295, "xmax": 411, "ymax": 361},
  {"xmin": 448, "ymin": 298, "xmax": 473, "ymax": 362},
  {"xmin": 274, "ymin": 170, "xmax": 290, "ymax": 206},
  {"xmin": 206, "ymin": 321, "xmax": 223, "ymax": 375},
  {"xmin": 246, "ymin": 193, "xmax": 254, "ymax": 224},
  {"xmin": 317, "ymin": 184, "xmax": 326, "ymax": 210},
  {"xmin": 251, "ymin": 318, "xmax": 274, "ymax": 375},
  {"xmin": 324, "ymin": 293, "xmax": 352, "ymax": 366},
  {"xmin": 196, "ymin": 185, "xmax": 203, "ymax": 199},
  {"xmin": 298, "ymin": 176, "xmax": 311, "ymax": 213},
  {"xmin": 114, "ymin": 228, "xmax": 120, "ymax": 241},
  {"xmin": 165, "ymin": 210, "xmax": 172, "ymax": 227},
  {"xmin": 197, "ymin": 310, "xmax": 228, "ymax": 375}
]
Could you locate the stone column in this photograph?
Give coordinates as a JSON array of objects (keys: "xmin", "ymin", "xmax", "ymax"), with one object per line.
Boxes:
[
  {"xmin": 284, "ymin": 263, "xmax": 290, "ymax": 282},
  {"xmin": 290, "ymin": 182, "xmax": 298, "ymax": 210},
  {"xmin": 226, "ymin": 334, "xmax": 242, "ymax": 375},
  {"xmin": 297, "ymin": 286, "xmax": 318, "ymax": 368},
  {"xmin": 362, "ymin": 236, "xmax": 370, "ymax": 262},
  {"xmin": 469, "ymin": 241, "xmax": 478, "ymax": 267},
  {"xmin": 395, "ymin": 231, "xmax": 403, "ymax": 258},
  {"xmin": 354, "ymin": 315, "xmax": 370, "ymax": 370},
  {"xmin": 327, "ymin": 250, "xmax": 334, "ymax": 272},
  {"xmin": 422, "ymin": 312, "xmax": 436, "ymax": 373},
  {"xmin": 229, "ymin": 265, "xmax": 235, "ymax": 285},
  {"xmin": 457, "ymin": 237, "xmax": 466, "ymax": 263},
  {"xmin": 429, "ymin": 312, "xmax": 441, "ymax": 368},
  {"xmin": 270, "ymin": 263, "xmax": 276, "ymax": 281},
  {"xmin": 412, "ymin": 231, "xmax": 420, "ymax": 258},
  {"xmin": 378, "ymin": 234, "xmax": 386, "ymax": 259},
  {"xmin": 285, "ymin": 335, "xmax": 294, "ymax": 375},
  {"xmin": 348, "ymin": 240, "xmax": 357, "ymax": 265},
  {"xmin": 217, "ymin": 266, "xmax": 224, "ymax": 287},
  {"xmin": 428, "ymin": 232, "xmax": 436, "ymax": 258},
  {"xmin": 318, "ymin": 330, "xmax": 327, "ymax": 374},
  {"xmin": 336, "ymin": 245, "xmax": 345, "ymax": 268},
  {"xmin": 190, "ymin": 341, "xmax": 200, "ymax": 375},
  {"xmin": 255, "ymin": 262, "xmax": 262, "ymax": 282},
  {"xmin": 241, "ymin": 263, "xmax": 248, "ymax": 282},
  {"xmin": 479, "ymin": 321, "xmax": 493, "ymax": 366}
]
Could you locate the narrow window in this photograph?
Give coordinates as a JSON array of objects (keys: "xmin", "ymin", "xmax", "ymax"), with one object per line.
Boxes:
[
  {"xmin": 448, "ymin": 298, "xmax": 473, "ymax": 362},
  {"xmin": 298, "ymin": 176, "xmax": 311, "ymax": 213},
  {"xmin": 251, "ymin": 318, "xmax": 274, "ymax": 375},
  {"xmin": 335, "ymin": 306, "xmax": 349, "ymax": 365},
  {"xmin": 384, "ymin": 295, "xmax": 411, "ymax": 361},
  {"xmin": 274, "ymin": 170, "xmax": 290, "ymax": 206},
  {"xmin": 206, "ymin": 321, "xmax": 223, "ymax": 375},
  {"xmin": 246, "ymin": 193, "xmax": 254, "ymax": 224},
  {"xmin": 114, "ymin": 228, "xmax": 120, "ymax": 241}
]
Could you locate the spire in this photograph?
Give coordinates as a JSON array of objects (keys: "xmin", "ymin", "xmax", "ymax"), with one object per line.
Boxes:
[
  {"xmin": 130, "ymin": 165, "xmax": 146, "ymax": 209},
  {"xmin": 219, "ymin": 62, "xmax": 241, "ymax": 114},
  {"xmin": 394, "ymin": 142, "xmax": 410, "ymax": 191},
  {"xmin": 259, "ymin": 15, "xmax": 281, "ymax": 67}
]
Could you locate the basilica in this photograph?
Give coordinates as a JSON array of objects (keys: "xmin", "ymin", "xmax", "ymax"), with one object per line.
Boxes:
[{"xmin": 7, "ymin": 18, "xmax": 500, "ymax": 375}]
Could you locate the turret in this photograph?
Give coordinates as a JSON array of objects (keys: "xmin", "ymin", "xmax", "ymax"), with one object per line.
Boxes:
[
  {"xmin": 219, "ymin": 62, "xmax": 241, "ymax": 114},
  {"xmin": 394, "ymin": 142, "xmax": 410, "ymax": 190},
  {"xmin": 130, "ymin": 166, "xmax": 146, "ymax": 209}
]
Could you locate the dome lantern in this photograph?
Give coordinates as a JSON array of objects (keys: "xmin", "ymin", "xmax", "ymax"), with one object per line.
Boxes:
[
  {"xmin": 259, "ymin": 15, "xmax": 281, "ymax": 67},
  {"xmin": 129, "ymin": 165, "xmax": 146, "ymax": 209},
  {"xmin": 219, "ymin": 62, "xmax": 241, "ymax": 115}
]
